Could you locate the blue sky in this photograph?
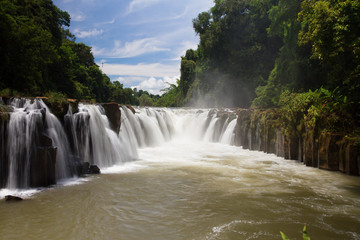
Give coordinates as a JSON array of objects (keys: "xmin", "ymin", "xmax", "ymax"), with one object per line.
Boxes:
[{"xmin": 53, "ymin": 0, "xmax": 214, "ymax": 95}]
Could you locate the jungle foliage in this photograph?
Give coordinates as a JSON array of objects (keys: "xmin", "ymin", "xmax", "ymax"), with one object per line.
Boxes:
[
  {"xmin": 173, "ymin": 0, "xmax": 359, "ymax": 117},
  {"xmin": 0, "ymin": 0, "xmax": 139, "ymax": 104}
]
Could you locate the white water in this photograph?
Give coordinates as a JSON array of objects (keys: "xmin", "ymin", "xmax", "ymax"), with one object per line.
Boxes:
[
  {"xmin": 1, "ymin": 104, "xmax": 360, "ymax": 239},
  {"xmin": 5, "ymin": 99, "xmax": 72, "ymax": 188},
  {"xmin": 1, "ymin": 104, "xmax": 240, "ymax": 190},
  {"xmin": 66, "ymin": 104, "xmax": 134, "ymax": 168}
]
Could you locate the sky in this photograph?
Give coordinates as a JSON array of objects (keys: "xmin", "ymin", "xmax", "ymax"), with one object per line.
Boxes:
[{"xmin": 53, "ymin": 0, "xmax": 214, "ymax": 95}]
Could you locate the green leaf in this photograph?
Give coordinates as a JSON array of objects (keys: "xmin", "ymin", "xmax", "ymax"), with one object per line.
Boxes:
[
  {"xmin": 302, "ymin": 226, "xmax": 310, "ymax": 240},
  {"xmin": 280, "ymin": 231, "xmax": 290, "ymax": 240}
]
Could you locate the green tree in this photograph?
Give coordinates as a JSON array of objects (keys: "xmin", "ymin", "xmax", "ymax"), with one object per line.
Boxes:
[
  {"xmin": 298, "ymin": 0, "xmax": 360, "ymax": 101},
  {"xmin": 253, "ymin": 0, "xmax": 326, "ymax": 107},
  {"xmin": 139, "ymin": 93, "xmax": 153, "ymax": 106},
  {"xmin": 186, "ymin": 0, "xmax": 280, "ymax": 107}
]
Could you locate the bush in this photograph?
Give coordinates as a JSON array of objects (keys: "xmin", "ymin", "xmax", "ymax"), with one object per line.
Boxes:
[{"xmin": 45, "ymin": 92, "xmax": 68, "ymax": 105}]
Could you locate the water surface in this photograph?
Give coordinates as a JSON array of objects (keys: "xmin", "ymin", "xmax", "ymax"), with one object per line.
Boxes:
[{"xmin": 1, "ymin": 140, "xmax": 359, "ymax": 240}]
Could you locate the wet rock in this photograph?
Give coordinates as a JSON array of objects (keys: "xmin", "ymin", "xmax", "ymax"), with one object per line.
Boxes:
[
  {"xmin": 304, "ymin": 128, "xmax": 318, "ymax": 167},
  {"xmin": 101, "ymin": 102, "xmax": 121, "ymax": 133},
  {"xmin": 40, "ymin": 134, "xmax": 53, "ymax": 147},
  {"xmin": 29, "ymin": 146, "xmax": 57, "ymax": 188},
  {"xmin": 76, "ymin": 161, "xmax": 90, "ymax": 176},
  {"xmin": 234, "ymin": 109, "xmax": 251, "ymax": 148},
  {"xmin": 76, "ymin": 162, "xmax": 100, "ymax": 175},
  {"xmin": 289, "ymin": 136, "xmax": 300, "ymax": 161},
  {"xmin": 5, "ymin": 195, "xmax": 23, "ymax": 202},
  {"xmin": 233, "ymin": 107, "xmax": 359, "ymax": 176},
  {"xmin": 338, "ymin": 138, "xmax": 360, "ymax": 176},
  {"xmin": 207, "ymin": 109, "xmax": 216, "ymax": 118},
  {"xmin": 196, "ymin": 110, "xmax": 204, "ymax": 114},
  {"xmin": 125, "ymin": 104, "xmax": 136, "ymax": 114},
  {"xmin": 0, "ymin": 112, "xmax": 10, "ymax": 188},
  {"xmin": 89, "ymin": 165, "xmax": 101, "ymax": 174},
  {"xmin": 318, "ymin": 132, "xmax": 343, "ymax": 171}
]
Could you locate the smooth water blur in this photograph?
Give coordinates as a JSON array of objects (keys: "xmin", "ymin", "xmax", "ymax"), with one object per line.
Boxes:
[{"xmin": 1, "ymin": 139, "xmax": 360, "ymax": 240}]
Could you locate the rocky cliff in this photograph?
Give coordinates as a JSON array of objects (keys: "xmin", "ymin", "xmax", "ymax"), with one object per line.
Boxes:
[{"xmin": 234, "ymin": 108, "xmax": 360, "ymax": 176}]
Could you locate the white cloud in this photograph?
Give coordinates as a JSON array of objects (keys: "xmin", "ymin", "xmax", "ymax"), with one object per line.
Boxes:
[
  {"xmin": 73, "ymin": 28, "xmax": 103, "ymax": 38},
  {"xmin": 69, "ymin": 12, "xmax": 86, "ymax": 22},
  {"xmin": 126, "ymin": 0, "xmax": 161, "ymax": 14},
  {"xmin": 100, "ymin": 62, "xmax": 179, "ymax": 95},
  {"xmin": 114, "ymin": 76, "xmax": 148, "ymax": 86},
  {"xmin": 130, "ymin": 76, "xmax": 179, "ymax": 95},
  {"xmin": 169, "ymin": 40, "xmax": 199, "ymax": 61},
  {"xmin": 139, "ymin": 77, "xmax": 166, "ymax": 90},
  {"xmin": 101, "ymin": 62, "xmax": 179, "ymax": 78},
  {"xmin": 91, "ymin": 46, "xmax": 106, "ymax": 55},
  {"xmin": 100, "ymin": 38, "xmax": 170, "ymax": 58}
]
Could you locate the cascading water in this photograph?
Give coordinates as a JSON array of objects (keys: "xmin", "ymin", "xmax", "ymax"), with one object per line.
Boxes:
[
  {"xmin": 65, "ymin": 104, "xmax": 134, "ymax": 168},
  {"xmin": 6, "ymin": 101, "xmax": 44, "ymax": 189},
  {"xmin": 220, "ymin": 119, "xmax": 237, "ymax": 144},
  {"xmin": 0, "ymin": 99, "xmax": 237, "ymax": 190},
  {"xmin": 39, "ymin": 101, "xmax": 73, "ymax": 180},
  {"xmin": 121, "ymin": 107, "xmax": 237, "ymax": 147},
  {"xmin": 3, "ymin": 99, "xmax": 73, "ymax": 189}
]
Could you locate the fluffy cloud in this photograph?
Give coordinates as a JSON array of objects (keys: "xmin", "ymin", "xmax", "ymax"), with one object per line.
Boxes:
[
  {"xmin": 73, "ymin": 28, "xmax": 103, "ymax": 38},
  {"xmin": 130, "ymin": 76, "xmax": 179, "ymax": 95},
  {"xmin": 101, "ymin": 62, "xmax": 179, "ymax": 95},
  {"xmin": 101, "ymin": 62, "xmax": 179, "ymax": 78}
]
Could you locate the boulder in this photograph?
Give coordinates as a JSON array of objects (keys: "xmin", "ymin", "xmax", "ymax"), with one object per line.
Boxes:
[
  {"xmin": 89, "ymin": 165, "xmax": 101, "ymax": 174},
  {"xmin": 75, "ymin": 162, "xmax": 100, "ymax": 175},
  {"xmin": 5, "ymin": 195, "xmax": 23, "ymax": 202},
  {"xmin": 101, "ymin": 102, "xmax": 121, "ymax": 133}
]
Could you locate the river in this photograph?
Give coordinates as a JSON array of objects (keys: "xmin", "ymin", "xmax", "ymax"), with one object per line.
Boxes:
[{"xmin": 0, "ymin": 105, "xmax": 360, "ymax": 239}]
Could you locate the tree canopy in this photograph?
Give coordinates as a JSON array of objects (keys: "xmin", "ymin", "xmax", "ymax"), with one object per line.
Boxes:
[
  {"xmin": 173, "ymin": 0, "xmax": 359, "ymax": 111},
  {"xmin": 0, "ymin": 0, "xmax": 140, "ymax": 104}
]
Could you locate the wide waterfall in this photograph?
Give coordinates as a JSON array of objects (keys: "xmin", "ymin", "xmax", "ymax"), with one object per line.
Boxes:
[
  {"xmin": 0, "ymin": 99, "xmax": 237, "ymax": 190},
  {"xmin": 1, "ymin": 99, "xmax": 360, "ymax": 239}
]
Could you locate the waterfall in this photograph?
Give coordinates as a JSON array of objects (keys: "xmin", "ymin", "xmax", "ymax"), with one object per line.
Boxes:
[
  {"xmin": 0, "ymin": 99, "xmax": 238, "ymax": 190},
  {"xmin": 132, "ymin": 108, "xmax": 237, "ymax": 145},
  {"xmin": 39, "ymin": 101, "xmax": 73, "ymax": 180},
  {"xmin": 4, "ymin": 99, "xmax": 73, "ymax": 189},
  {"xmin": 220, "ymin": 119, "xmax": 237, "ymax": 145},
  {"xmin": 66, "ymin": 104, "xmax": 134, "ymax": 168},
  {"xmin": 6, "ymin": 106, "xmax": 44, "ymax": 188}
]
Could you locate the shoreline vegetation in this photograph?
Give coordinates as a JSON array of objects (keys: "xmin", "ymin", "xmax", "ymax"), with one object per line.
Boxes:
[{"xmin": 0, "ymin": 0, "xmax": 359, "ymax": 174}]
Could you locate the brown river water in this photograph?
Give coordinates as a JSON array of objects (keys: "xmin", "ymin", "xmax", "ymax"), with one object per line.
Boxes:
[{"xmin": 1, "ymin": 140, "xmax": 359, "ymax": 240}]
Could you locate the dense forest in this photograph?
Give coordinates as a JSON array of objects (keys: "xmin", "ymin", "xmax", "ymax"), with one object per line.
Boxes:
[
  {"xmin": 0, "ymin": 0, "xmax": 359, "ymax": 124},
  {"xmin": 0, "ymin": 0, "xmax": 161, "ymax": 105},
  {"xmin": 169, "ymin": 0, "xmax": 360, "ymax": 110},
  {"xmin": 158, "ymin": 0, "xmax": 359, "ymax": 136}
]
